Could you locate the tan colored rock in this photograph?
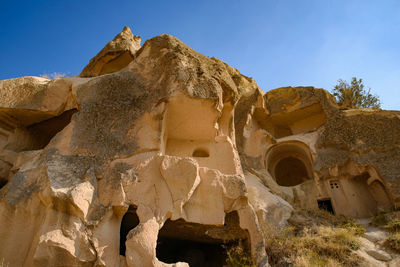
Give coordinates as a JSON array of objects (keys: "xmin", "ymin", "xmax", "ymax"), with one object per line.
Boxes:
[
  {"xmin": 0, "ymin": 27, "xmax": 399, "ymax": 267},
  {"xmin": 80, "ymin": 26, "xmax": 141, "ymax": 77},
  {"xmin": 245, "ymin": 171, "xmax": 293, "ymax": 227},
  {"xmin": 366, "ymin": 249, "xmax": 392, "ymax": 261}
]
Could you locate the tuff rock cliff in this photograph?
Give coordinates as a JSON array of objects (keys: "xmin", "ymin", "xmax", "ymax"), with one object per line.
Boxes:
[{"xmin": 0, "ymin": 27, "xmax": 399, "ymax": 267}]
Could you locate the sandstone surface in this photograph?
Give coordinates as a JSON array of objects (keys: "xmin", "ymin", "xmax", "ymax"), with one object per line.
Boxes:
[
  {"xmin": 0, "ymin": 26, "xmax": 399, "ymax": 267},
  {"xmin": 80, "ymin": 26, "xmax": 141, "ymax": 77}
]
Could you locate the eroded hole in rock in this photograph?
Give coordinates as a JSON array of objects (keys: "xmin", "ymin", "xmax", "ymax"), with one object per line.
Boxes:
[
  {"xmin": 0, "ymin": 159, "xmax": 12, "ymax": 189},
  {"xmin": 120, "ymin": 206, "xmax": 139, "ymax": 256},
  {"xmin": 5, "ymin": 109, "xmax": 77, "ymax": 152},
  {"xmin": 99, "ymin": 51, "xmax": 134, "ymax": 76},
  {"xmin": 259, "ymin": 104, "xmax": 327, "ymax": 139},
  {"xmin": 192, "ymin": 148, "xmax": 209, "ymax": 157},
  {"xmin": 25, "ymin": 109, "xmax": 77, "ymax": 150},
  {"xmin": 156, "ymin": 212, "xmax": 249, "ymax": 267},
  {"xmin": 0, "ymin": 179, "xmax": 7, "ymax": 189},
  {"xmin": 274, "ymin": 157, "xmax": 309, "ymax": 187},
  {"xmin": 318, "ymin": 199, "xmax": 334, "ymax": 214}
]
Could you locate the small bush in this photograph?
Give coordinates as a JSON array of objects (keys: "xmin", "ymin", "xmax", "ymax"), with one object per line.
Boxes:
[
  {"xmin": 385, "ymin": 218, "xmax": 400, "ymax": 232},
  {"xmin": 335, "ymin": 216, "xmax": 366, "ymax": 236},
  {"xmin": 332, "ymin": 77, "xmax": 381, "ymax": 109},
  {"xmin": 371, "ymin": 212, "xmax": 389, "ymax": 227},
  {"xmin": 387, "ymin": 232, "xmax": 400, "ymax": 252},
  {"xmin": 375, "ymin": 212, "xmax": 400, "ymax": 252},
  {"xmin": 224, "ymin": 241, "xmax": 255, "ymax": 267}
]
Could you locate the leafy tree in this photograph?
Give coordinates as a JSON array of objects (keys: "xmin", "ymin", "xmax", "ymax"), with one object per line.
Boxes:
[{"xmin": 332, "ymin": 77, "xmax": 381, "ymax": 108}]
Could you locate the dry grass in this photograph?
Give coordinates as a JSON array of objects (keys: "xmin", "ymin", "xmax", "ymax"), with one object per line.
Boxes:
[
  {"xmin": 387, "ymin": 232, "xmax": 400, "ymax": 252},
  {"xmin": 0, "ymin": 258, "xmax": 9, "ymax": 267},
  {"xmin": 264, "ymin": 210, "xmax": 364, "ymax": 267},
  {"xmin": 371, "ymin": 211, "xmax": 400, "ymax": 252},
  {"xmin": 224, "ymin": 210, "xmax": 366, "ymax": 266},
  {"xmin": 224, "ymin": 241, "xmax": 255, "ymax": 267},
  {"xmin": 371, "ymin": 212, "xmax": 390, "ymax": 226}
]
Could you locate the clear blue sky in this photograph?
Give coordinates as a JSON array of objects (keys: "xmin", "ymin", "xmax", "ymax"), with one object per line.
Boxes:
[{"xmin": 1, "ymin": 0, "xmax": 399, "ymax": 110}]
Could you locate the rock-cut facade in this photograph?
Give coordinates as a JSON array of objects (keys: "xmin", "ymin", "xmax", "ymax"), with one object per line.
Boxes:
[{"xmin": 0, "ymin": 27, "xmax": 399, "ymax": 267}]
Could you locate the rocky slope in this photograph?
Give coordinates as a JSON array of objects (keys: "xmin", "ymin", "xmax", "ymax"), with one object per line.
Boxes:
[{"xmin": 0, "ymin": 27, "xmax": 399, "ymax": 267}]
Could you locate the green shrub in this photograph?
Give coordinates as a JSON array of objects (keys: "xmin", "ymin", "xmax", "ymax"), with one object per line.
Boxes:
[
  {"xmin": 336, "ymin": 216, "xmax": 366, "ymax": 236},
  {"xmin": 332, "ymin": 77, "xmax": 381, "ymax": 109},
  {"xmin": 385, "ymin": 218, "xmax": 400, "ymax": 232},
  {"xmin": 224, "ymin": 241, "xmax": 255, "ymax": 267},
  {"xmin": 371, "ymin": 212, "xmax": 389, "ymax": 227},
  {"xmin": 387, "ymin": 232, "xmax": 400, "ymax": 252}
]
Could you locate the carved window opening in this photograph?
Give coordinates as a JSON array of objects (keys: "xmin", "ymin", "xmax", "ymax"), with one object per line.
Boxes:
[
  {"xmin": 192, "ymin": 148, "xmax": 209, "ymax": 158},
  {"xmin": 330, "ymin": 182, "xmax": 340, "ymax": 189}
]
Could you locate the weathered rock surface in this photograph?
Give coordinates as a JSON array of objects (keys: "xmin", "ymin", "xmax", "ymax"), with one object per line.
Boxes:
[
  {"xmin": 0, "ymin": 26, "xmax": 399, "ymax": 267},
  {"xmin": 80, "ymin": 26, "xmax": 141, "ymax": 77}
]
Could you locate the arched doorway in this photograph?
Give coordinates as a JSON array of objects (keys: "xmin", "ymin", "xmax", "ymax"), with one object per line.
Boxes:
[
  {"xmin": 266, "ymin": 141, "xmax": 313, "ymax": 187},
  {"xmin": 368, "ymin": 180, "xmax": 392, "ymax": 212}
]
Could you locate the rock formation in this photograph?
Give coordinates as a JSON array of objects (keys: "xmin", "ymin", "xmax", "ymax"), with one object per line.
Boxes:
[
  {"xmin": 0, "ymin": 26, "xmax": 399, "ymax": 267},
  {"xmin": 80, "ymin": 26, "xmax": 141, "ymax": 77}
]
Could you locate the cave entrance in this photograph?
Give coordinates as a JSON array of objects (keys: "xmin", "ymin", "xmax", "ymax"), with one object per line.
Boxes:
[
  {"xmin": 119, "ymin": 206, "xmax": 139, "ymax": 256},
  {"xmin": 318, "ymin": 199, "xmax": 334, "ymax": 214},
  {"xmin": 156, "ymin": 211, "xmax": 249, "ymax": 267},
  {"xmin": 157, "ymin": 237, "xmax": 225, "ymax": 267},
  {"xmin": 266, "ymin": 142, "xmax": 313, "ymax": 187}
]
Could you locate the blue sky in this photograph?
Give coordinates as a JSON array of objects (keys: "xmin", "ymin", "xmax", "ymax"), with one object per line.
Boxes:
[{"xmin": 1, "ymin": 0, "xmax": 399, "ymax": 110}]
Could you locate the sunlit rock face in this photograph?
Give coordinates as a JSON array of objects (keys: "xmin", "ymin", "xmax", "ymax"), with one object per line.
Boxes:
[
  {"xmin": 0, "ymin": 26, "xmax": 399, "ymax": 267},
  {"xmin": 79, "ymin": 26, "xmax": 142, "ymax": 78}
]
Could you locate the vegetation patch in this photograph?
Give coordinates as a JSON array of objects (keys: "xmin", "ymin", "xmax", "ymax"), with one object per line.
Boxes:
[
  {"xmin": 370, "ymin": 211, "xmax": 400, "ymax": 252},
  {"xmin": 224, "ymin": 241, "xmax": 255, "ymax": 267},
  {"xmin": 264, "ymin": 210, "xmax": 364, "ymax": 266}
]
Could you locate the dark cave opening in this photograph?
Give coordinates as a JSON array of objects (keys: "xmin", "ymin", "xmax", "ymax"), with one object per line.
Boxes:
[
  {"xmin": 274, "ymin": 156, "xmax": 309, "ymax": 187},
  {"xmin": 119, "ymin": 206, "xmax": 140, "ymax": 256},
  {"xmin": 25, "ymin": 109, "xmax": 77, "ymax": 150},
  {"xmin": 0, "ymin": 178, "xmax": 7, "ymax": 189},
  {"xmin": 5, "ymin": 109, "xmax": 78, "ymax": 152},
  {"xmin": 318, "ymin": 199, "xmax": 335, "ymax": 215},
  {"xmin": 156, "ymin": 211, "xmax": 249, "ymax": 267},
  {"xmin": 156, "ymin": 237, "xmax": 226, "ymax": 267}
]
